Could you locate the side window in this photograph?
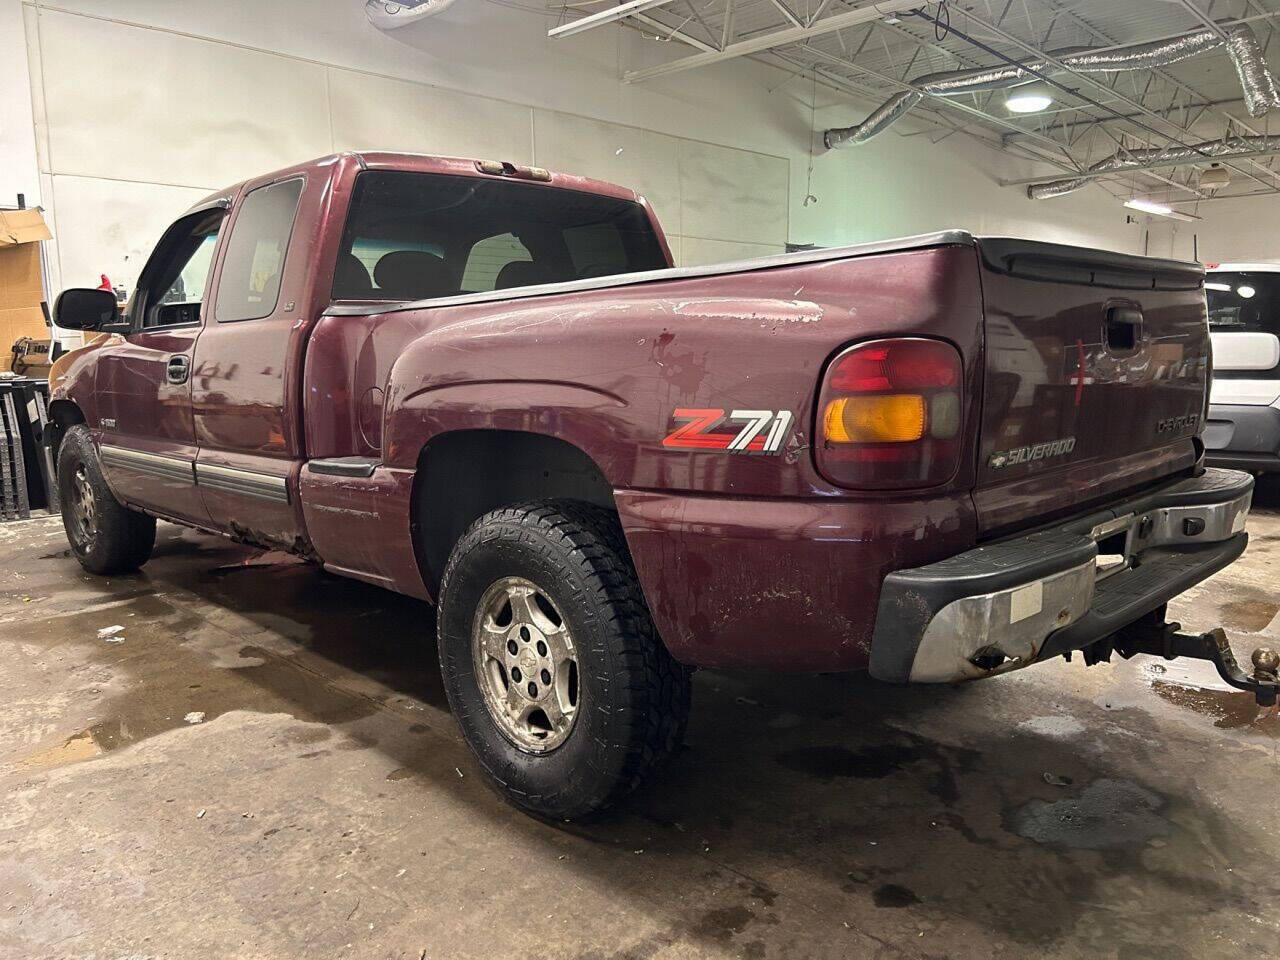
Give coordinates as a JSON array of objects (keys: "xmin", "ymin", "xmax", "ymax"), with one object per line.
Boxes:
[
  {"xmin": 159, "ymin": 232, "xmax": 219, "ymax": 305},
  {"xmin": 215, "ymin": 178, "xmax": 304, "ymax": 322},
  {"xmin": 137, "ymin": 210, "xmax": 224, "ymax": 330},
  {"xmin": 461, "ymin": 232, "xmax": 532, "ymax": 293}
]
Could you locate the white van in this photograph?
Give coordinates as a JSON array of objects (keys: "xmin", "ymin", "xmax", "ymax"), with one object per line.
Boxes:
[{"xmin": 1205, "ymin": 263, "xmax": 1280, "ymax": 472}]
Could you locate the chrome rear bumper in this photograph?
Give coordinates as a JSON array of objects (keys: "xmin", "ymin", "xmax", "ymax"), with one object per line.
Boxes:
[{"xmin": 870, "ymin": 468, "xmax": 1253, "ymax": 684}]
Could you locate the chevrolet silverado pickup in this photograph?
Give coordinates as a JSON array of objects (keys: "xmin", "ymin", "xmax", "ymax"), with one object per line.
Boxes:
[{"xmin": 46, "ymin": 151, "xmax": 1271, "ymax": 818}]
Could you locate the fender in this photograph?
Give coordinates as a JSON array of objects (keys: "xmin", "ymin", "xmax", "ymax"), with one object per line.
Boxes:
[
  {"xmin": 383, "ymin": 378, "xmax": 630, "ymax": 478},
  {"xmin": 48, "ymin": 333, "xmax": 115, "ymax": 430}
]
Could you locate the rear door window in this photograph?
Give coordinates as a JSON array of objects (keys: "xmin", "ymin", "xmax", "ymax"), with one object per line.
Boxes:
[
  {"xmin": 1207, "ymin": 272, "xmax": 1280, "ymax": 377},
  {"xmin": 331, "ymin": 171, "xmax": 668, "ymax": 301},
  {"xmin": 215, "ymin": 177, "xmax": 304, "ymax": 322},
  {"xmin": 1206, "ymin": 273, "xmax": 1280, "ymax": 335}
]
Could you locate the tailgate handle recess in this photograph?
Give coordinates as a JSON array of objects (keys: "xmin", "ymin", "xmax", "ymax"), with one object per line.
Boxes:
[{"xmin": 1105, "ymin": 305, "xmax": 1143, "ymax": 352}]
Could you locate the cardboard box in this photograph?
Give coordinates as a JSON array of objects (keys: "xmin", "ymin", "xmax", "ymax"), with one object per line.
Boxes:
[{"xmin": 0, "ymin": 208, "xmax": 53, "ymax": 374}]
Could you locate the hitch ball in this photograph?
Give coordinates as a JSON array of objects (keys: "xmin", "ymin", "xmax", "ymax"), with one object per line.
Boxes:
[{"xmin": 1251, "ymin": 646, "xmax": 1280, "ymax": 682}]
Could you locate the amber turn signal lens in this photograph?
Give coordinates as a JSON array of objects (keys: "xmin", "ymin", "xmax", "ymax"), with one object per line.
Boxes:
[{"xmin": 824, "ymin": 394, "xmax": 925, "ymax": 443}]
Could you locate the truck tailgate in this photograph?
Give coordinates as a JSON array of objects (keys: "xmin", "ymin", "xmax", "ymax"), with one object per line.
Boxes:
[{"xmin": 974, "ymin": 238, "xmax": 1209, "ymax": 534}]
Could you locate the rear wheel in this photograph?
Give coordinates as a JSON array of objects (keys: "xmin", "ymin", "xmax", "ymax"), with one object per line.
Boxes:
[
  {"xmin": 57, "ymin": 426, "xmax": 156, "ymax": 574},
  {"xmin": 436, "ymin": 500, "xmax": 691, "ymax": 819}
]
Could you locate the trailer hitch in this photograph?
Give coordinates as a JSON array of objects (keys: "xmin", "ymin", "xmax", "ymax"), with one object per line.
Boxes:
[{"xmin": 1113, "ymin": 620, "xmax": 1280, "ymax": 708}]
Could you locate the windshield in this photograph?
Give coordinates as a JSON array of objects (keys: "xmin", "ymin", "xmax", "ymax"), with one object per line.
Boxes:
[
  {"xmin": 1206, "ymin": 272, "xmax": 1280, "ymax": 335},
  {"xmin": 332, "ymin": 171, "xmax": 669, "ymax": 301}
]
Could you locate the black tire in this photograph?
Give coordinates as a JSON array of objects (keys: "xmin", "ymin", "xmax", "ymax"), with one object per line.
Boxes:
[
  {"xmin": 436, "ymin": 500, "xmax": 691, "ymax": 819},
  {"xmin": 57, "ymin": 425, "xmax": 156, "ymax": 574}
]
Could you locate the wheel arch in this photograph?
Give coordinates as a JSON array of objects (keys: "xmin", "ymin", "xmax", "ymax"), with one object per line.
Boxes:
[
  {"xmin": 46, "ymin": 399, "xmax": 87, "ymax": 471},
  {"xmin": 411, "ymin": 428, "xmax": 618, "ymax": 593}
]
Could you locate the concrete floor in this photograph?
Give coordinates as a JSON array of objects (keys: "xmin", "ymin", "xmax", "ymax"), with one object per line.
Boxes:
[{"xmin": 2, "ymin": 489, "xmax": 1279, "ymax": 960}]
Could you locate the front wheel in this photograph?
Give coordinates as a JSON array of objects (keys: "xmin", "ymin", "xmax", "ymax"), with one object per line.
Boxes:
[
  {"xmin": 436, "ymin": 500, "xmax": 691, "ymax": 819},
  {"xmin": 57, "ymin": 426, "xmax": 156, "ymax": 574}
]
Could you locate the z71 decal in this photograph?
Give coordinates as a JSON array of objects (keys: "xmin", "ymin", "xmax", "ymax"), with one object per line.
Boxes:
[{"xmin": 662, "ymin": 408, "xmax": 794, "ymax": 455}]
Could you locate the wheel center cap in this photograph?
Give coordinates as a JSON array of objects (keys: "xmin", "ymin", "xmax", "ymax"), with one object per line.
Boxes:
[{"xmin": 519, "ymin": 650, "xmax": 537, "ymax": 673}]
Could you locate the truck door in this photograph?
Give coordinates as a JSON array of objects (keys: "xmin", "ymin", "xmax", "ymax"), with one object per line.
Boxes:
[
  {"xmin": 96, "ymin": 202, "xmax": 227, "ymax": 526},
  {"xmin": 190, "ymin": 174, "xmax": 311, "ymax": 549}
]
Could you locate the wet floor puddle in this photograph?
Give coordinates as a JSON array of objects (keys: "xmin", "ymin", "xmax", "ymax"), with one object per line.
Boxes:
[
  {"xmin": 1218, "ymin": 597, "xmax": 1280, "ymax": 633},
  {"xmin": 1150, "ymin": 679, "xmax": 1279, "ymax": 733},
  {"xmin": 16, "ymin": 728, "xmax": 105, "ymax": 769}
]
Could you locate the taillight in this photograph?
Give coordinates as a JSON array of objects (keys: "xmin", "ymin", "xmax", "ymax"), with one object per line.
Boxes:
[{"xmin": 816, "ymin": 338, "xmax": 963, "ymax": 489}]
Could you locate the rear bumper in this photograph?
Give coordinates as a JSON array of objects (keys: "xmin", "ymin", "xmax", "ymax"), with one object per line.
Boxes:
[
  {"xmin": 869, "ymin": 468, "xmax": 1252, "ymax": 683},
  {"xmin": 1205, "ymin": 403, "xmax": 1280, "ymax": 471}
]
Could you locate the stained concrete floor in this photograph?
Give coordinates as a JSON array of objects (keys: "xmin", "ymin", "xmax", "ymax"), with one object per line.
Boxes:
[{"xmin": 2, "ymin": 489, "xmax": 1279, "ymax": 960}]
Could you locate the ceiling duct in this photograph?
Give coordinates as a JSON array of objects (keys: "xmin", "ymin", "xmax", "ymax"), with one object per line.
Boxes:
[
  {"xmin": 1026, "ymin": 134, "xmax": 1280, "ymax": 199},
  {"xmin": 824, "ymin": 22, "xmax": 1280, "ymax": 150},
  {"xmin": 365, "ymin": 0, "xmax": 458, "ymax": 29}
]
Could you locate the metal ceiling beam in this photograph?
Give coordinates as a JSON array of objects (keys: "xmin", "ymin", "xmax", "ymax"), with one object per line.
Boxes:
[
  {"xmin": 631, "ymin": 12, "xmax": 719, "ymax": 52},
  {"xmin": 622, "ymin": 0, "xmax": 923, "ymax": 82},
  {"xmin": 998, "ymin": 143, "xmax": 1280, "ymax": 186},
  {"xmin": 800, "ymin": 43, "xmax": 1082, "ymax": 162},
  {"xmin": 549, "ymin": 0, "xmax": 678, "ymax": 39},
  {"xmin": 805, "ymin": 33, "xmax": 1202, "ymax": 199},
  {"xmin": 915, "ymin": 7, "xmax": 1280, "ymax": 195},
  {"xmin": 767, "ymin": 48, "xmax": 1105, "ymax": 180},
  {"xmin": 1023, "ymin": 0, "xmax": 1280, "ymax": 193},
  {"xmin": 1000, "ymin": 98, "xmax": 1244, "ymax": 143},
  {"xmin": 859, "ymin": 14, "xmax": 1204, "ymax": 197}
]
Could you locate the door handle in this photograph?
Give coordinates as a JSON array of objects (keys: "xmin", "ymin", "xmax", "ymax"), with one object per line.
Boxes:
[
  {"xmin": 1104, "ymin": 305, "xmax": 1143, "ymax": 353},
  {"xmin": 166, "ymin": 355, "xmax": 190, "ymax": 384}
]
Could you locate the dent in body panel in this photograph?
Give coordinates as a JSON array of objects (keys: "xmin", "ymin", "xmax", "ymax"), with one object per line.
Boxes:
[
  {"xmin": 616, "ymin": 488, "xmax": 977, "ymax": 671},
  {"xmin": 300, "ymin": 465, "xmax": 427, "ymax": 600},
  {"xmin": 48, "ymin": 333, "xmax": 127, "ymax": 430},
  {"xmin": 372, "ymin": 245, "xmax": 984, "ymax": 502}
]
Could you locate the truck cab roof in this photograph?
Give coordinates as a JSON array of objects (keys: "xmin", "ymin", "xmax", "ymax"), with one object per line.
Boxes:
[{"xmin": 188, "ymin": 151, "xmax": 644, "ymax": 217}]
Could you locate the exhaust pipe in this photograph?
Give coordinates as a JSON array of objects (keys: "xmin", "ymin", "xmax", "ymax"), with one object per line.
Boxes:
[{"xmin": 824, "ymin": 23, "xmax": 1280, "ymax": 149}]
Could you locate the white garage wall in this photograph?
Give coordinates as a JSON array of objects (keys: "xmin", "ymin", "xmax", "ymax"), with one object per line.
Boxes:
[
  {"xmin": 17, "ymin": 0, "xmax": 1148, "ymax": 306},
  {"xmin": 1144, "ymin": 193, "xmax": 1280, "ymax": 265},
  {"xmin": 0, "ymin": 0, "xmax": 40, "ymax": 209}
]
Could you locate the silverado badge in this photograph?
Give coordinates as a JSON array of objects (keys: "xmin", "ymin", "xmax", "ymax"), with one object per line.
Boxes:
[{"xmin": 989, "ymin": 436, "xmax": 1076, "ymax": 469}]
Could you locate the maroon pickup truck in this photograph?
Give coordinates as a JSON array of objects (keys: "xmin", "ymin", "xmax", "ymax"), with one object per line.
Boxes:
[{"xmin": 47, "ymin": 151, "xmax": 1270, "ymax": 818}]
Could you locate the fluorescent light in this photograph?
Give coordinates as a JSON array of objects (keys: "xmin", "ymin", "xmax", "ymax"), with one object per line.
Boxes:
[
  {"xmin": 1124, "ymin": 198, "xmax": 1173, "ymax": 215},
  {"xmin": 1123, "ymin": 198, "xmax": 1201, "ymax": 222},
  {"xmin": 1005, "ymin": 91, "xmax": 1053, "ymax": 113},
  {"xmin": 1206, "ymin": 282, "xmax": 1231, "ymax": 291}
]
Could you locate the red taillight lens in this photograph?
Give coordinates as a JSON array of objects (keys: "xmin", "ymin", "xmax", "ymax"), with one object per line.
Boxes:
[{"xmin": 816, "ymin": 338, "xmax": 964, "ymax": 490}]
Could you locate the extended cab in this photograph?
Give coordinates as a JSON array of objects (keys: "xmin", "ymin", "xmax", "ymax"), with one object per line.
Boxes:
[{"xmin": 47, "ymin": 152, "xmax": 1267, "ymax": 817}]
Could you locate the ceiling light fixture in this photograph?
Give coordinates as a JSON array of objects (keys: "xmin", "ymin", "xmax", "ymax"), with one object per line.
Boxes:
[
  {"xmin": 1123, "ymin": 198, "xmax": 1202, "ymax": 222},
  {"xmin": 1005, "ymin": 83, "xmax": 1053, "ymax": 113}
]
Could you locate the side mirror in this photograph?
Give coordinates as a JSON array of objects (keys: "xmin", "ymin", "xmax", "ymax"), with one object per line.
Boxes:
[{"xmin": 53, "ymin": 288, "xmax": 121, "ymax": 331}]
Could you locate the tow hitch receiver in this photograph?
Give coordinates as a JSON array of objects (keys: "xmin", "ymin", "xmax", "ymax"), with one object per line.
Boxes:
[{"xmin": 1114, "ymin": 621, "xmax": 1280, "ymax": 708}]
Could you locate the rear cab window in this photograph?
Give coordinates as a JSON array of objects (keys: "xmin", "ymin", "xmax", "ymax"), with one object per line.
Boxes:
[{"xmin": 331, "ymin": 171, "xmax": 668, "ymax": 302}]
